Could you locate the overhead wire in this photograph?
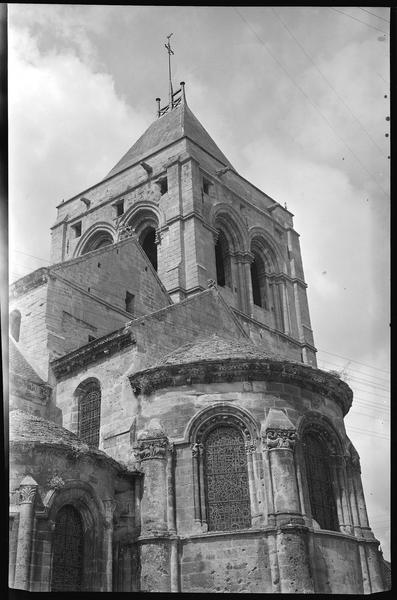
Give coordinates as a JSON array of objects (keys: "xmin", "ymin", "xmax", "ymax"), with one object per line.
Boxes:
[
  {"xmin": 271, "ymin": 7, "xmax": 387, "ymax": 157},
  {"xmin": 316, "ymin": 358, "xmax": 390, "ymax": 385},
  {"xmin": 358, "ymin": 7, "xmax": 390, "ymax": 23},
  {"xmin": 328, "ymin": 6, "xmax": 389, "ymax": 35},
  {"xmin": 233, "ymin": 8, "xmax": 389, "ymax": 198},
  {"xmin": 317, "ymin": 348, "xmax": 390, "ymax": 374}
]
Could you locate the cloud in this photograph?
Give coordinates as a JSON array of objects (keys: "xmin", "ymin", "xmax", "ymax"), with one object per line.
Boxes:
[{"xmin": 8, "ymin": 23, "xmax": 148, "ymax": 273}]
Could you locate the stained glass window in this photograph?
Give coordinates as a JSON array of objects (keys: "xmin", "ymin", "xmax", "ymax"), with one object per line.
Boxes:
[
  {"xmin": 303, "ymin": 432, "xmax": 338, "ymax": 531},
  {"xmin": 51, "ymin": 505, "xmax": 84, "ymax": 592},
  {"xmin": 78, "ymin": 385, "xmax": 101, "ymax": 447},
  {"xmin": 204, "ymin": 426, "xmax": 251, "ymax": 531}
]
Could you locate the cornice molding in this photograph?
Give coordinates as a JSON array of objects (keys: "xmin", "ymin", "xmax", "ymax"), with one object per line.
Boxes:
[
  {"xmin": 51, "ymin": 330, "xmax": 135, "ymax": 379},
  {"xmin": 129, "ymin": 358, "xmax": 352, "ymax": 415},
  {"xmin": 10, "ymin": 268, "xmax": 49, "ymax": 298}
]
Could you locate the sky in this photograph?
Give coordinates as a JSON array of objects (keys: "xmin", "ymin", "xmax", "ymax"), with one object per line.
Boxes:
[{"xmin": 8, "ymin": 5, "xmax": 390, "ymax": 560}]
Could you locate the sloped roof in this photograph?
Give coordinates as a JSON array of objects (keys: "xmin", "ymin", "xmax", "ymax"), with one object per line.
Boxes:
[
  {"xmin": 9, "ymin": 337, "xmax": 47, "ymax": 385},
  {"xmin": 9, "ymin": 408, "xmax": 89, "ymax": 450},
  {"xmin": 106, "ymin": 102, "xmax": 234, "ymax": 179},
  {"xmin": 9, "ymin": 409, "xmax": 138, "ymax": 474},
  {"xmin": 156, "ymin": 333, "xmax": 283, "ymax": 366}
]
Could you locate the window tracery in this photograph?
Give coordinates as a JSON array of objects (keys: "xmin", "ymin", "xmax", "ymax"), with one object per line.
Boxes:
[
  {"xmin": 76, "ymin": 379, "xmax": 101, "ymax": 447},
  {"xmin": 204, "ymin": 425, "xmax": 251, "ymax": 531},
  {"xmin": 190, "ymin": 409, "xmax": 258, "ymax": 532}
]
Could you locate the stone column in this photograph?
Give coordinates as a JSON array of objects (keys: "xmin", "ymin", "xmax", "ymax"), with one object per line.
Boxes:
[
  {"xmin": 350, "ymin": 450, "xmax": 372, "ymax": 537},
  {"xmin": 280, "ymin": 279, "xmax": 291, "ymax": 335},
  {"xmin": 261, "ymin": 409, "xmax": 301, "ymax": 520},
  {"xmin": 14, "ymin": 475, "xmax": 39, "ymax": 591},
  {"xmin": 334, "ymin": 455, "xmax": 354, "ymax": 534},
  {"xmin": 103, "ymin": 499, "xmax": 117, "ymax": 592},
  {"xmin": 135, "ymin": 419, "xmax": 172, "ymax": 592},
  {"xmin": 245, "ymin": 442, "xmax": 261, "ymax": 526},
  {"xmin": 191, "ymin": 442, "xmax": 204, "ymax": 530},
  {"xmin": 261, "ymin": 410, "xmax": 314, "ymax": 594},
  {"xmin": 346, "ymin": 456, "xmax": 361, "ymax": 535}
]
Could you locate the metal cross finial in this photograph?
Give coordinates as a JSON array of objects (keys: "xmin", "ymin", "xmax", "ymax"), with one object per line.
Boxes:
[{"xmin": 165, "ymin": 33, "xmax": 174, "ymax": 108}]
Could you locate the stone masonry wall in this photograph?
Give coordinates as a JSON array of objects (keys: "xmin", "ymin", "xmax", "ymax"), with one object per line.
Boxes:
[
  {"xmin": 51, "ymin": 139, "xmax": 188, "ymax": 263},
  {"xmin": 51, "ymin": 238, "xmax": 171, "ymax": 318},
  {"xmin": 9, "ymin": 284, "xmax": 49, "ymax": 381},
  {"xmin": 180, "ymin": 533, "xmax": 273, "ymax": 593},
  {"xmin": 53, "ymin": 289, "xmax": 246, "ymax": 463}
]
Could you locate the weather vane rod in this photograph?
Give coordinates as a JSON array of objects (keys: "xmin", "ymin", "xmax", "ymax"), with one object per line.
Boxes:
[{"xmin": 165, "ymin": 33, "xmax": 174, "ymax": 109}]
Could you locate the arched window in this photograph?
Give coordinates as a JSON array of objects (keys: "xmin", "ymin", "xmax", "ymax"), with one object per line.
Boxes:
[
  {"xmin": 139, "ymin": 226, "xmax": 158, "ymax": 271},
  {"xmin": 215, "ymin": 231, "xmax": 232, "ymax": 288},
  {"xmin": 51, "ymin": 505, "xmax": 84, "ymax": 592},
  {"xmin": 250, "ymin": 252, "xmax": 268, "ymax": 309},
  {"xmin": 204, "ymin": 425, "xmax": 251, "ymax": 531},
  {"xmin": 10, "ymin": 309, "xmax": 21, "ymax": 342},
  {"xmin": 77, "ymin": 379, "xmax": 101, "ymax": 447},
  {"xmin": 303, "ymin": 431, "xmax": 338, "ymax": 531},
  {"xmin": 81, "ymin": 231, "xmax": 113, "ymax": 255}
]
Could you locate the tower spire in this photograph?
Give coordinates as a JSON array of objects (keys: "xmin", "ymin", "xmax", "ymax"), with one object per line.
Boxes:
[{"xmin": 165, "ymin": 33, "xmax": 174, "ymax": 109}]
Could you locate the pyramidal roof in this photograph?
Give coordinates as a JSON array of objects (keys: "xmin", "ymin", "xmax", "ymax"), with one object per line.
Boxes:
[{"xmin": 105, "ymin": 97, "xmax": 234, "ymax": 179}]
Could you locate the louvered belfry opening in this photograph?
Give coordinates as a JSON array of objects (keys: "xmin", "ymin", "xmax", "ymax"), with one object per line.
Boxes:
[
  {"xmin": 51, "ymin": 505, "xmax": 84, "ymax": 592},
  {"xmin": 303, "ymin": 432, "xmax": 338, "ymax": 531},
  {"xmin": 78, "ymin": 381, "xmax": 101, "ymax": 447},
  {"xmin": 204, "ymin": 425, "xmax": 251, "ymax": 531}
]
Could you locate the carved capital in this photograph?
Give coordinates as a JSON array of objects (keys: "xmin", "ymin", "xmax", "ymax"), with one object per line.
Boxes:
[
  {"xmin": 211, "ymin": 230, "xmax": 219, "ymax": 244},
  {"xmin": 134, "ymin": 437, "xmax": 169, "ymax": 461},
  {"xmin": 19, "ymin": 485, "xmax": 38, "ymax": 504},
  {"xmin": 349, "ymin": 454, "xmax": 361, "ymax": 473},
  {"xmin": 47, "ymin": 475, "xmax": 65, "ymax": 490},
  {"xmin": 118, "ymin": 223, "xmax": 135, "ymax": 240},
  {"xmin": 262, "ymin": 428, "xmax": 297, "ymax": 450},
  {"xmin": 245, "ymin": 441, "xmax": 257, "ymax": 454},
  {"xmin": 191, "ymin": 442, "xmax": 204, "ymax": 458}
]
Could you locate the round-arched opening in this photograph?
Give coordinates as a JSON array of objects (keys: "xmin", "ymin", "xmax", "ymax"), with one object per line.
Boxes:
[
  {"xmin": 250, "ymin": 252, "xmax": 268, "ymax": 308},
  {"xmin": 51, "ymin": 505, "xmax": 84, "ymax": 591},
  {"xmin": 215, "ymin": 230, "xmax": 231, "ymax": 288},
  {"xmin": 80, "ymin": 231, "xmax": 113, "ymax": 255},
  {"xmin": 10, "ymin": 309, "xmax": 21, "ymax": 342},
  {"xmin": 203, "ymin": 425, "xmax": 251, "ymax": 531},
  {"xmin": 75, "ymin": 378, "xmax": 101, "ymax": 448},
  {"xmin": 303, "ymin": 431, "xmax": 339, "ymax": 531},
  {"xmin": 139, "ymin": 226, "xmax": 157, "ymax": 271}
]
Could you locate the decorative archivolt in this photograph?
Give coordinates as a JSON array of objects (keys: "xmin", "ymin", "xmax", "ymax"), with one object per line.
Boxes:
[
  {"xmin": 186, "ymin": 403, "xmax": 260, "ymax": 448},
  {"xmin": 296, "ymin": 411, "xmax": 344, "ymax": 456},
  {"xmin": 249, "ymin": 227, "xmax": 285, "ymax": 274},
  {"xmin": 74, "ymin": 222, "xmax": 116, "ymax": 258},
  {"xmin": 121, "ymin": 201, "xmax": 165, "ymax": 231},
  {"xmin": 210, "ymin": 203, "xmax": 250, "ymax": 252},
  {"xmin": 44, "ymin": 480, "xmax": 106, "ymax": 533}
]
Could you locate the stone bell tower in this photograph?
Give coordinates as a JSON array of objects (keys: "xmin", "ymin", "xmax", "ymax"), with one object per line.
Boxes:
[{"xmin": 50, "ymin": 77, "xmax": 316, "ymax": 367}]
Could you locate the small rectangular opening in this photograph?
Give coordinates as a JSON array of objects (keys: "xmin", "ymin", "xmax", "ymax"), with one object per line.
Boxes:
[
  {"xmin": 125, "ymin": 291, "xmax": 135, "ymax": 315},
  {"xmin": 114, "ymin": 200, "xmax": 124, "ymax": 217},
  {"xmin": 71, "ymin": 222, "xmax": 82, "ymax": 238}
]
